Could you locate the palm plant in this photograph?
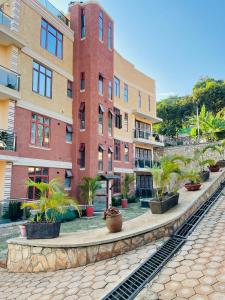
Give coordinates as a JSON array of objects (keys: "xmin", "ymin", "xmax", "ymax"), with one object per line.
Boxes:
[
  {"xmin": 22, "ymin": 178, "xmax": 81, "ymax": 223},
  {"xmin": 216, "ymin": 140, "xmax": 225, "ymax": 161},
  {"xmin": 121, "ymin": 174, "xmax": 135, "ymax": 199},
  {"xmin": 79, "ymin": 175, "xmax": 102, "ymax": 206},
  {"xmin": 184, "ymin": 168, "xmax": 201, "ymax": 184},
  {"xmin": 193, "ymin": 148, "xmax": 215, "ymax": 172},
  {"xmin": 202, "ymin": 144, "xmax": 222, "ymax": 166}
]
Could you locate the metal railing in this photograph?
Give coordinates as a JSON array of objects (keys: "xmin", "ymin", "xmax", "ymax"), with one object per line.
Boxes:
[
  {"xmin": 37, "ymin": 0, "xmax": 70, "ymax": 26},
  {"xmin": 135, "ymin": 158, "xmax": 153, "ymax": 169},
  {"xmin": 0, "ymin": 9, "xmax": 12, "ymax": 28},
  {"xmin": 0, "ymin": 129, "xmax": 16, "ymax": 151},
  {"xmin": 0, "ymin": 65, "xmax": 20, "ymax": 91},
  {"xmin": 134, "ymin": 129, "xmax": 164, "ymax": 143}
]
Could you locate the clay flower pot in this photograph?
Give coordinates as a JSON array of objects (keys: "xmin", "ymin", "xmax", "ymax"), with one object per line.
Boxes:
[
  {"xmin": 121, "ymin": 198, "xmax": 128, "ymax": 208},
  {"xmin": 184, "ymin": 183, "xmax": 201, "ymax": 191},
  {"xmin": 208, "ymin": 165, "xmax": 220, "ymax": 172},
  {"xmin": 86, "ymin": 206, "xmax": 94, "ymax": 217},
  {"xmin": 105, "ymin": 213, "xmax": 122, "ymax": 233},
  {"xmin": 19, "ymin": 224, "xmax": 26, "ymax": 238}
]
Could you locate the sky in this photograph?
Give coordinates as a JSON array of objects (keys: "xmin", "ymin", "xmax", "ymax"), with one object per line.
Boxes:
[{"xmin": 51, "ymin": 0, "xmax": 225, "ymax": 101}]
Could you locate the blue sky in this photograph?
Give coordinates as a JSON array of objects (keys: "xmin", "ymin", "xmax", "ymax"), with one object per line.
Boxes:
[{"xmin": 51, "ymin": 0, "xmax": 225, "ymax": 100}]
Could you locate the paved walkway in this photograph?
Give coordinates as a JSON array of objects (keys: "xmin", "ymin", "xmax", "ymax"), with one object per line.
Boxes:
[{"xmin": 137, "ymin": 194, "xmax": 225, "ymax": 300}]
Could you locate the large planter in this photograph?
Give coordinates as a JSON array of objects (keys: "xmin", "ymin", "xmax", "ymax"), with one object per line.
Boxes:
[
  {"xmin": 208, "ymin": 165, "xmax": 220, "ymax": 172},
  {"xmin": 217, "ymin": 160, "xmax": 225, "ymax": 168},
  {"xmin": 199, "ymin": 170, "xmax": 210, "ymax": 182},
  {"xmin": 150, "ymin": 193, "xmax": 179, "ymax": 214},
  {"xmin": 184, "ymin": 183, "xmax": 201, "ymax": 191},
  {"xmin": 121, "ymin": 199, "xmax": 128, "ymax": 209},
  {"xmin": 105, "ymin": 213, "xmax": 122, "ymax": 233},
  {"xmin": 86, "ymin": 206, "xmax": 94, "ymax": 217},
  {"xmin": 26, "ymin": 222, "xmax": 61, "ymax": 239}
]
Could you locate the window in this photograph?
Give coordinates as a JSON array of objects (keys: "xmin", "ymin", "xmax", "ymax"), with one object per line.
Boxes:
[
  {"xmin": 31, "ymin": 113, "xmax": 50, "ymax": 147},
  {"xmin": 98, "ymin": 144, "xmax": 104, "ymax": 171},
  {"xmin": 33, "ymin": 61, "xmax": 52, "ymax": 98},
  {"xmin": 41, "ymin": 19, "xmax": 63, "ymax": 59},
  {"xmin": 108, "ymin": 109, "xmax": 113, "ymax": 137},
  {"xmin": 98, "ymin": 104, "xmax": 104, "ymax": 134},
  {"xmin": 65, "ymin": 170, "xmax": 73, "ymax": 189},
  {"xmin": 114, "ymin": 108, "xmax": 122, "ymax": 129},
  {"xmin": 108, "ymin": 146, "xmax": 113, "ymax": 171},
  {"xmin": 79, "ymin": 102, "xmax": 85, "ymax": 129},
  {"xmin": 28, "ymin": 167, "xmax": 49, "ymax": 200},
  {"xmin": 108, "ymin": 22, "xmax": 113, "ymax": 49},
  {"xmin": 67, "ymin": 80, "xmax": 73, "ymax": 98},
  {"xmin": 138, "ymin": 91, "xmax": 142, "ymax": 109},
  {"xmin": 80, "ymin": 72, "xmax": 85, "ymax": 90},
  {"xmin": 79, "ymin": 143, "xmax": 85, "ymax": 168},
  {"xmin": 124, "ymin": 113, "xmax": 128, "ymax": 132},
  {"xmin": 98, "ymin": 11, "xmax": 103, "ymax": 41},
  {"xmin": 113, "ymin": 173, "xmax": 121, "ymax": 193},
  {"xmin": 135, "ymin": 120, "xmax": 151, "ymax": 139},
  {"xmin": 124, "ymin": 83, "xmax": 128, "ymax": 102},
  {"xmin": 114, "ymin": 77, "xmax": 120, "ymax": 97},
  {"xmin": 114, "ymin": 139, "xmax": 121, "ymax": 160},
  {"xmin": 148, "ymin": 95, "xmax": 151, "ymax": 112},
  {"xmin": 81, "ymin": 8, "xmax": 86, "ymax": 38},
  {"xmin": 66, "ymin": 125, "xmax": 72, "ymax": 143},
  {"xmin": 108, "ymin": 80, "xmax": 112, "ymax": 100},
  {"xmin": 98, "ymin": 74, "xmax": 103, "ymax": 95},
  {"xmin": 124, "ymin": 144, "xmax": 129, "ymax": 162}
]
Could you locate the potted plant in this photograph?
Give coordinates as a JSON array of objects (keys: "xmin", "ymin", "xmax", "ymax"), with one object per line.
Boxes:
[
  {"xmin": 184, "ymin": 168, "xmax": 201, "ymax": 191},
  {"xmin": 216, "ymin": 140, "xmax": 225, "ymax": 167},
  {"xmin": 103, "ymin": 207, "xmax": 122, "ymax": 233},
  {"xmin": 193, "ymin": 149, "xmax": 211, "ymax": 182},
  {"xmin": 202, "ymin": 145, "xmax": 221, "ymax": 172},
  {"xmin": 22, "ymin": 178, "xmax": 80, "ymax": 239},
  {"xmin": 19, "ymin": 224, "xmax": 26, "ymax": 238},
  {"xmin": 149, "ymin": 155, "xmax": 184, "ymax": 214},
  {"xmin": 121, "ymin": 174, "xmax": 135, "ymax": 209},
  {"xmin": 79, "ymin": 175, "xmax": 102, "ymax": 217}
]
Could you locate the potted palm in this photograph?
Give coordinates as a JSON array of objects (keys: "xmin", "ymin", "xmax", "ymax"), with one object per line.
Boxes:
[
  {"xmin": 22, "ymin": 178, "xmax": 80, "ymax": 239},
  {"xmin": 184, "ymin": 168, "xmax": 201, "ymax": 191},
  {"xmin": 193, "ymin": 148, "xmax": 212, "ymax": 182},
  {"xmin": 103, "ymin": 207, "xmax": 122, "ymax": 233},
  {"xmin": 79, "ymin": 175, "xmax": 101, "ymax": 217},
  {"xmin": 216, "ymin": 140, "xmax": 225, "ymax": 167},
  {"xmin": 202, "ymin": 145, "xmax": 221, "ymax": 172},
  {"xmin": 121, "ymin": 174, "xmax": 135, "ymax": 208}
]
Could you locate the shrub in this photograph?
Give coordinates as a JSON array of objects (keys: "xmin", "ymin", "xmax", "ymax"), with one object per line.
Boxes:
[{"xmin": 8, "ymin": 201, "xmax": 23, "ymax": 221}]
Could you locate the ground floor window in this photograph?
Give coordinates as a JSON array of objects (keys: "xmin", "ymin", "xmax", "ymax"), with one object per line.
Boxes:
[
  {"xmin": 65, "ymin": 170, "xmax": 73, "ymax": 189},
  {"xmin": 136, "ymin": 175, "xmax": 153, "ymax": 198},
  {"xmin": 113, "ymin": 173, "xmax": 121, "ymax": 193},
  {"xmin": 28, "ymin": 167, "xmax": 49, "ymax": 200}
]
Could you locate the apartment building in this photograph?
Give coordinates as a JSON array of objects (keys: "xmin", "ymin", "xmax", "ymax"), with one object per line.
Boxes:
[{"xmin": 0, "ymin": 0, "xmax": 163, "ymax": 211}]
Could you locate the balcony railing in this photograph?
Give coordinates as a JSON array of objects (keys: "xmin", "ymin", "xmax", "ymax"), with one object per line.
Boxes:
[
  {"xmin": 134, "ymin": 129, "xmax": 164, "ymax": 143},
  {"xmin": 37, "ymin": 0, "xmax": 70, "ymax": 26},
  {"xmin": 0, "ymin": 129, "xmax": 16, "ymax": 151},
  {"xmin": 136, "ymin": 188, "xmax": 153, "ymax": 199},
  {"xmin": 135, "ymin": 158, "xmax": 153, "ymax": 169},
  {"xmin": 0, "ymin": 9, "xmax": 12, "ymax": 28},
  {"xmin": 0, "ymin": 65, "xmax": 20, "ymax": 91}
]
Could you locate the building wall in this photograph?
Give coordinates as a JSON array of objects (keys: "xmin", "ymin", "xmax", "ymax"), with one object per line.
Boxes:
[{"xmin": 0, "ymin": 162, "xmax": 6, "ymax": 201}]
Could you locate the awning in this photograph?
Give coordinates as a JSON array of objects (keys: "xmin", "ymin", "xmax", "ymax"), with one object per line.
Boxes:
[
  {"xmin": 108, "ymin": 108, "xmax": 114, "ymax": 116},
  {"xmin": 79, "ymin": 143, "xmax": 85, "ymax": 151},
  {"xmin": 79, "ymin": 102, "xmax": 85, "ymax": 112},
  {"xmin": 109, "ymin": 146, "xmax": 113, "ymax": 153},
  {"xmin": 66, "ymin": 125, "xmax": 73, "ymax": 133},
  {"xmin": 100, "ymin": 174, "xmax": 120, "ymax": 180},
  {"xmin": 99, "ymin": 144, "xmax": 105, "ymax": 151},
  {"xmin": 99, "ymin": 103, "xmax": 105, "ymax": 113},
  {"xmin": 65, "ymin": 170, "xmax": 73, "ymax": 177}
]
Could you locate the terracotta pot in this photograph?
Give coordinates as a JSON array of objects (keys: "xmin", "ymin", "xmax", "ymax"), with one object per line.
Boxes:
[
  {"xmin": 121, "ymin": 198, "xmax": 128, "ymax": 208},
  {"xmin": 105, "ymin": 213, "xmax": 122, "ymax": 233},
  {"xmin": 208, "ymin": 165, "xmax": 220, "ymax": 172},
  {"xmin": 86, "ymin": 206, "xmax": 94, "ymax": 217},
  {"xmin": 19, "ymin": 225, "xmax": 26, "ymax": 238},
  {"xmin": 184, "ymin": 183, "xmax": 201, "ymax": 191}
]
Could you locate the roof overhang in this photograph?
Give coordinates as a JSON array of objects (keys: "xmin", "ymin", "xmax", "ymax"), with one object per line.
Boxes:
[{"xmin": 132, "ymin": 110, "xmax": 162, "ymax": 124}]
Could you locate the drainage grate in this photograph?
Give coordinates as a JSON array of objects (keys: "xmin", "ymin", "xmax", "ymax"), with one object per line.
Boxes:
[{"xmin": 102, "ymin": 182, "xmax": 225, "ymax": 300}]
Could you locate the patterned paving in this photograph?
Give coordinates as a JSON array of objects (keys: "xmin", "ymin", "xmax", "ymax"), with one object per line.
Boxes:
[{"xmin": 136, "ymin": 194, "xmax": 225, "ymax": 300}]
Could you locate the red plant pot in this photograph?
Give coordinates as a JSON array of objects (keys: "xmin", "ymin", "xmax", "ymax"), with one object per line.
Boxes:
[
  {"xmin": 86, "ymin": 206, "xmax": 94, "ymax": 217},
  {"xmin": 208, "ymin": 165, "xmax": 220, "ymax": 172},
  {"xmin": 121, "ymin": 199, "xmax": 128, "ymax": 208},
  {"xmin": 184, "ymin": 183, "xmax": 201, "ymax": 191}
]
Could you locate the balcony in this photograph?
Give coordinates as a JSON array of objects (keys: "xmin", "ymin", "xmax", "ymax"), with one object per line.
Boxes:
[
  {"xmin": 0, "ymin": 65, "xmax": 20, "ymax": 100},
  {"xmin": 133, "ymin": 129, "xmax": 164, "ymax": 147},
  {"xmin": 0, "ymin": 9, "xmax": 25, "ymax": 48},
  {"xmin": 0, "ymin": 129, "xmax": 16, "ymax": 151},
  {"xmin": 37, "ymin": 0, "xmax": 70, "ymax": 26},
  {"xmin": 134, "ymin": 158, "xmax": 160, "ymax": 171}
]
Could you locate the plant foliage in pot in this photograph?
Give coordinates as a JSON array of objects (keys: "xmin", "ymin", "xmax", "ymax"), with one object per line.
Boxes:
[
  {"xmin": 149, "ymin": 155, "xmax": 187, "ymax": 214},
  {"xmin": 103, "ymin": 207, "xmax": 122, "ymax": 233},
  {"xmin": 22, "ymin": 178, "xmax": 80, "ymax": 239},
  {"xmin": 193, "ymin": 148, "xmax": 211, "ymax": 182},
  {"xmin": 215, "ymin": 140, "xmax": 225, "ymax": 167},
  {"xmin": 121, "ymin": 174, "xmax": 135, "ymax": 209},
  {"xmin": 79, "ymin": 175, "xmax": 102, "ymax": 217},
  {"xmin": 184, "ymin": 168, "xmax": 201, "ymax": 191},
  {"xmin": 202, "ymin": 145, "xmax": 221, "ymax": 172}
]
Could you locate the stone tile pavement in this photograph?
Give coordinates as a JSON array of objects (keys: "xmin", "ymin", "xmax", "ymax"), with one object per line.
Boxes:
[
  {"xmin": 0, "ymin": 238, "xmax": 167, "ymax": 300},
  {"xmin": 136, "ymin": 195, "xmax": 225, "ymax": 300}
]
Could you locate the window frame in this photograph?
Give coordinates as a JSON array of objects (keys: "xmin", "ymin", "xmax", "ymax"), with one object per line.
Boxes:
[
  {"xmin": 81, "ymin": 8, "xmax": 86, "ymax": 39},
  {"xmin": 124, "ymin": 144, "xmax": 129, "ymax": 162},
  {"xmin": 65, "ymin": 170, "xmax": 73, "ymax": 189},
  {"xmin": 108, "ymin": 110, "xmax": 113, "ymax": 137},
  {"xmin": 66, "ymin": 124, "xmax": 73, "ymax": 143},
  {"xmin": 114, "ymin": 139, "xmax": 121, "ymax": 161},
  {"xmin": 98, "ymin": 11, "xmax": 103, "ymax": 41},
  {"xmin": 31, "ymin": 113, "xmax": 50, "ymax": 148},
  {"xmin": 124, "ymin": 113, "xmax": 128, "ymax": 132},
  {"xmin": 79, "ymin": 102, "xmax": 85, "ymax": 130},
  {"xmin": 67, "ymin": 80, "xmax": 73, "ymax": 98},
  {"xmin": 108, "ymin": 22, "xmax": 113, "ymax": 49},
  {"xmin": 108, "ymin": 148, "xmax": 113, "ymax": 171},
  {"xmin": 98, "ymin": 105, "xmax": 104, "ymax": 134},
  {"xmin": 98, "ymin": 74, "xmax": 104, "ymax": 95},
  {"xmin": 108, "ymin": 80, "xmax": 112, "ymax": 100},
  {"xmin": 28, "ymin": 167, "xmax": 49, "ymax": 200},
  {"xmin": 124, "ymin": 83, "xmax": 128, "ymax": 102},
  {"xmin": 98, "ymin": 145, "xmax": 104, "ymax": 171},
  {"xmin": 32, "ymin": 61, "xmax": 52, "ymax": 99},
  {"xmin": 79, "ymin": 143, "xmax": 85, "ymax": 168},
  {"xmin": 114, "ymin": 77, "xmax": 120, "ymax": 97}
]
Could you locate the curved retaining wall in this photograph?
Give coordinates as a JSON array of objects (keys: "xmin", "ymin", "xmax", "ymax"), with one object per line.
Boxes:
[{"xmin": 7, "ymin": 170, "xmax": 225, "ymax": 273}]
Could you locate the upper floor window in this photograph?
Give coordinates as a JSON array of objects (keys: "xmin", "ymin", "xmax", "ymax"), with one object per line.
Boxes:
[
  {"xmin": 114, "ymin": 108, "xmax": 122, "ymax": 129},
  {"xmin": 67, "ymin": 80, "xmax": 73, "ymax": 98},
  {"xmin": 108, "ymin": 22, "xmax": 113, "ymax": 49},
  {"xmin": 98, "ymin": 74, "xmax": 103, "ymax": 95},
  {"xmin": 79, "ymin": 102, "xmax": 85, "ymax": 130},
  {"xmin": 32, "ymin": 61, "xmax": 52, "ymax": 98},
  {"xmin": 124, "ymin": 83, "xmax": 128, "ymax": 102},
  {"xmin": 28, "ymin": 167, "xmax": 49, "ymax": 200},
  {"xmin": 41, "ymin": 19, "xmax": 63, "ymax": 59},
  {"xmin": 138, "ymin": 91, "xmax": 142, "ymax": 109},
  {"xmin": 98, "ymin": 144, "xmax": 104, "ymax": 171},
  {"xmin": 80, "ymin": 72, "xmax": 85, "ymax": 90},
  {"xmin": 114, "ymin": 77, "xmax": 120, "ymax": 97},
  {"xmin": 98, "ymin": 104, "xmax": 104, "ymax": 134},
  {"xmin": 124, "ymin": 113, "xmax": 128, "ymax": 132},
  {"xmin": 79, "ymin": 143, "xmax": 85, "ymax": 168},
  {"xmin": 31, "ymin": 113, "xmax": 50, "ymax": 147},
  {"xmin": 66, "ymin": 125, "xmax": 72, "ymax": 143},
  {"xmin": 148, "ymin": 95, "xmax": 151, "ymax": 112},
  {"xmin": 98, "ymin": 11, "xmax": 103, "ymax": 41},
  {"xmin": 108, "ymin": 80, "xmax": 112, "ymax": 100},
  {"xmin": 108, "ymin": 147, "xmax": 113, "ymax": 171},
  {"xmin": 124, "ymin": 144, "xmax": 129, "ymax": 162},
  {"xmin": 81, "ymin": 8, "xmax": 86, "ymax": 38},
  {"xmin": 114, "ymin": 139, "xmax": 121, "ymax": 161},
  {"xmin": 65, "ymin": 170, "xmax": 73, "ymax": 189},
  {"xmin": 108, "ymin": 109, "xmax": 113, "ymax": 137}
]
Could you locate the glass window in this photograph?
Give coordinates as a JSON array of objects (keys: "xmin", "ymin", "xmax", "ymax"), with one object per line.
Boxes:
[
  {"xmin": 113, "ymin": 173, "xmax": 121, "ymax": 193},
  {"xmin": 98, "ymin": 11, "xmax": 103, "ymax": 41},
  {"xmin": 124, "ymin": 144, "xmax": 129, "ymax": 162},
  {"xmin": 31, "ymin": 113, "xmax": 50, "ymax": 147},
  {"xmin": 114, "ymin": 139, "xmax": 121, "ymax": 161},
  {"xmin": 32, "ymin": 61, "xmax": 52, "ymax": 98},
  {"xmin": 108, "ymin": 80, "xmax": 112, "ymax": 100},
  {"xmin": 79, "ymin": 143, "xmax": 85, "ymax": 168},
  {"xmin": 41, "ymin": 19, "xmax": 63, "ymax": 59},
  {"xmin": 67, "ymin": 80, "xmax": 73, "ymax": 98},
  {"xmin": 81, "ymin": 8, "xmax": 86, "ymax": 38},
  {"xmin": 114, "ymin": 77, "xmax": 120, "ymax": 97},
  {"xmin": 65, "ymin": 170, "xmax": 72, "ymax": 189},
  {"xmin": 98, "ymin": 74, "xmax": 103, "ymax": 95},
  {"xmin": 66, "ymin": 125, "xmax": 72, "ymax": 142},
  {"xmin": 98, "ymin": 105, "xmax": 104, "ymax": 134},
  {"xmin": 80, "ymin": 72, "xmax": 85, "ymax": 90},
  {"xmin": 124, "ymin": 83, "xmax": 128, "ymax": 102},
  {"xmin": 79, "ymin": 102, "xmax": 85, "ymax": 129},
  {"xmin": 108, "ymin": 110, "xmax": 113, "ymax": 137},
  {"xmin": 108, "ymin": 148, "xmax": 113, "ymax": 171},
  {"xmin": 124, "ymin": 113, "xmax": 128, "ymax": 132},
  {"xmin": 98, "ymin": 145, "xmax": 104, "ymax": 171},
  {"xmin": 28, "ymin": 167, "xmax": 49, "ymax": 200},
  {"xmin": 108, "ymin": 22, "xmax": 113, "ymax": 49},
  {"xmin": 114, "ymin": 108, "xmax": 122, "ymax": 129}
]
